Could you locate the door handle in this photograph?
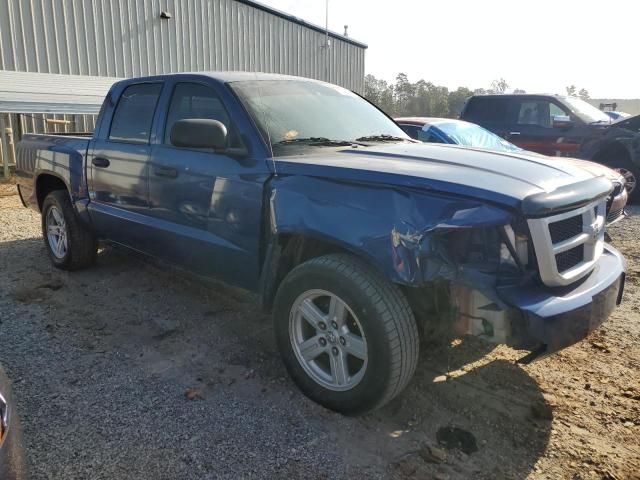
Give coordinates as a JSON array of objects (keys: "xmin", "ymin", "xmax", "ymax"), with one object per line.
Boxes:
[
  {"xmin": 92, "ymin": 157, "xmax": 110, "ymax": 168},
  {"xmin": 153, "ymin": 166, "xmax": 178, "ymax": 179},
  {"xmin": 508, "ymin": 132, "xmax": 521, "ymax": 136}
]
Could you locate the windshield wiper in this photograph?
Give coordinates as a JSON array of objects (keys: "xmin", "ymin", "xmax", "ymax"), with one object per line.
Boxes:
[
  {"xmin": 275, "ymin": 137, "xmax": 358, "ymax": 147},
  {"xmin": 355, "ymin": 134, "xmax": 413, "ymax": 143}
]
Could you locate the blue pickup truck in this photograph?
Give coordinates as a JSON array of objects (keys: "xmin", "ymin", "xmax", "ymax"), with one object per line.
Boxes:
[{"xmin": 16, "ymin": 73, "xmax": 626, "ymax": 414}]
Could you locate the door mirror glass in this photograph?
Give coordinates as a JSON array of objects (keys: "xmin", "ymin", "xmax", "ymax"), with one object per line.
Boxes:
[
  {"xmin": 170, "ymin": 118, "xmax": 228, "ymax": 150},
  {"xmin": 552, "ymin": 115, "xmax": 574, "ymax": 129}
]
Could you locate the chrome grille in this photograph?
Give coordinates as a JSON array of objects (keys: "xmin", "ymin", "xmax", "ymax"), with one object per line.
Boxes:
[{"xmin": 527, "ymin": 200, "xmax": 606, "ymax": 287}]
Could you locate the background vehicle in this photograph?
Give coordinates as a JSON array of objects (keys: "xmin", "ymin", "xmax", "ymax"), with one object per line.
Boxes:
[
  {"xmin": 15, "ymin": 73, "xmax": 625, "ymax": 414},
  {"xmin": 0, "ymin": 365, "xmax": 26, "ymax": 480},
  {"xmin": 604, "ymin": 111, "xmax": 631, "ymax": 121},
  {"xmin": 395, "ymin": 117, "xmax": 628, "ymax": 224},
  {"xmin": 581, "ymin": 114, "xmax": 640, "ymax": 201},
  {"xmin": 460, "ymin": 94, "xmax": 640, "ymax": 201}
]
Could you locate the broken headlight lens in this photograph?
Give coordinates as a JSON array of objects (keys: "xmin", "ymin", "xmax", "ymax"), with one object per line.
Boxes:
[{"xmin": 502, "ymin": 225, "xmax": 529, "ymax": 267}]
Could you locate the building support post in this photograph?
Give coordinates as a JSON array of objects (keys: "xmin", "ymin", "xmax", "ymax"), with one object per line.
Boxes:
[{"xmin": 4, "ymin": 125, "xmax": 16, "ymax": 179}]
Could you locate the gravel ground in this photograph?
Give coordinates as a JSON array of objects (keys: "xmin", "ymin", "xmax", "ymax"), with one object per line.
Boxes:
[{"xmin": 0, "ymin": 185, "xmax": 638, "ymax": 479}]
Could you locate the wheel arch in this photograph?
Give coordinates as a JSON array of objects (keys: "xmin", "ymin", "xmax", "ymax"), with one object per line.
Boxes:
[
  {"xmin": 593, "ymin": 140, "xmax": 632, "ymax": 166},
  {"xmin": 35, "ymin": 173, "xmax": 69, "ymax": 212},
  {"xmin": 259, "ymin": 231, "xmax": 390, "ymax": 313}
]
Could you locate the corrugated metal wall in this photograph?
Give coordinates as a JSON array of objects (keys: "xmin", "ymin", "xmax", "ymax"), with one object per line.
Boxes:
[
  {"xmin": 0, "ymin": 0, "xmax": 365, "ymax": 91},
  {"xmin": 0, "ymin": 0, "xmax": 366, "ymax": 173}
]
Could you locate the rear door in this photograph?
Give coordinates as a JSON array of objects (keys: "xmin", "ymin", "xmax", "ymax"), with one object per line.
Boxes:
[
  {"xmin": 145, "ymin": 80, "xmax": 267, "ymax": 289},
  {"xmin": 460, "ymin": 96, "xmax": 512, "ymax": 138},
  {"xmin": 87, "ymin": 82, "xmax": 163, "ymax": 246}
]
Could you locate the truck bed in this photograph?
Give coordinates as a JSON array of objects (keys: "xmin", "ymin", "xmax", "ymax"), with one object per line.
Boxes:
[{"xmin": 16, "ymin": 133, "xmax": 91, "ymax": 210}]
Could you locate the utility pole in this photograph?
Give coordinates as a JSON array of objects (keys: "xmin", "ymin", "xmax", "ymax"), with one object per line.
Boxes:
[{"xmin": 324, "ymin": 0, "xmax": 331, "ymax": 83}]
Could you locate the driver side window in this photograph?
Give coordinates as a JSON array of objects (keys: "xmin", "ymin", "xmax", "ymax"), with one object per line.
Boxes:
[
  {"xmin": 549, "ymin": 103, "xmax": 570, "ymax": 125},
  {"xmin": 517, "ymin": 101, "xmax": 569, "ymax": 128},
  {"xmin": 164, "ymin": 83, "xmax": 237, "ymax": 146}
]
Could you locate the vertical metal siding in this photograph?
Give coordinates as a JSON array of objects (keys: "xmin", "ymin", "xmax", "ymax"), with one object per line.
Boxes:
[
  {"xmin": 0, "ymin": 0, "xmax": 365, "ymax": 91},
  {"xmin": 0, "ymin": 0, "xmax": 365, "ymax": 170}
]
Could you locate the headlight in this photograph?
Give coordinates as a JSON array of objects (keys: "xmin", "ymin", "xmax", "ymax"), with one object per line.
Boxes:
[{"xmin": 502, "ymin": 225, "xmax": 529, "ymax": 267}]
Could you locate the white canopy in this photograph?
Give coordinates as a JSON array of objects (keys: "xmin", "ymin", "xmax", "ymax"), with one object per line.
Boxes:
[{"xmin": 0, "ymin": 70, "xmax": 121, "ymax": 114}]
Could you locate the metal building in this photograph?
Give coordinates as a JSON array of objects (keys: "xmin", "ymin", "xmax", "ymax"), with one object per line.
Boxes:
[{"xmin": 0, "ymin": 0, "xmax": 367, "ymax": 175}]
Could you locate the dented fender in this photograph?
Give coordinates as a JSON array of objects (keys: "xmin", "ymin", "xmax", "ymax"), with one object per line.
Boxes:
[{"xmin": 266, "ymin": 175, "xmax": 515, "ymax": 288}]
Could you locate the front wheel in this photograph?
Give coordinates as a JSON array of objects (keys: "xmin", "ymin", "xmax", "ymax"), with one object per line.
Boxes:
[
  {"xmin": 273, "ymin": 254, "xmax": 419, "ymax": 414},
  {"xmin": 601, "ymin": 156, "xmax": 639, "ymax": 203}
]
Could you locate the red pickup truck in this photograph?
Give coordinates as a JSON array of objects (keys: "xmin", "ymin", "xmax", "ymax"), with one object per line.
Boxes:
[{"xmin": 460, "ymin": 94, "xmax": 639, "ymax": 201}]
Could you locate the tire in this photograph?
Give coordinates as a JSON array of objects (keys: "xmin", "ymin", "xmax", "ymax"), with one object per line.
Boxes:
[
  {"xmin": 602, "ymin": 157, "xmax": 639, "ymax": 203},
  {"xmin": 273, "ymin": 253, "xmax": 419, "ymax": 414},
  {"xmin": 41, "ymin": 190, "xmax": 97, "ymax": 270}
]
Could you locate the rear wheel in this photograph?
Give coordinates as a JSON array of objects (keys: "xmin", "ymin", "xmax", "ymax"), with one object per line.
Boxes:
[
  {"xmin": 41, "ymin": 190, "xmax": 97, "ymax": 270},
  {"xmin": 273, "ymin": 254, "xmax": 419, "ymax": 414}
]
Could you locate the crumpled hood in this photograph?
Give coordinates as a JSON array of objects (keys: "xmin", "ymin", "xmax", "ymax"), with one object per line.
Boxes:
[{"xmin": 274, "ymin": 143, "xmax": 610, "ymax": 211}]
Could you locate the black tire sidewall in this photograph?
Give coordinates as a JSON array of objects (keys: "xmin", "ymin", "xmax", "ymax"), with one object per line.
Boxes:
[
  {"xmin": 41, "ymin": 193, "xmax": 72, "ymax": 269},
  {"xmin": 604, "ymin": 158, "xmax": 639, "ymax": 202},
  {"xmin": 274, "ymin": 260, "xmax": 396, "ymax": 414}
]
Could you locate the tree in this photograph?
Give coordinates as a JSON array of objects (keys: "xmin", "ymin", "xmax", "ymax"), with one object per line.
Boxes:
[
  {"xmin": 364, "ymin": 74, "xmax": 395, "ymax": 115},
  {"xmin": 490, "ymin": 78, "xmax": 509, "ymax": 94},
  {"xmin": 565, "ymin": 85, "xmax": 590, "ymax": 99},
  {"xmin": 448, "ymin": 87, "xmax": 474, "ymax": 117},
  {"xmin": 394, "ymin": 73, "xmax": 415, "ymax": 116},
  {"xmin": 513, "ymin": 88, "xmax": 526, "ymax": 94}
]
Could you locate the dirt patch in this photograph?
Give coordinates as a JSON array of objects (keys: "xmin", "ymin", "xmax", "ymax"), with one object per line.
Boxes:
[{"xmin": 0, "ymin": 198, "xmax": 638, "ymax": 479}]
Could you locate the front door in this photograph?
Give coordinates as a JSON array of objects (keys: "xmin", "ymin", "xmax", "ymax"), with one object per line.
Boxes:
[
  {"xmin": 508, "ymin": 98, "xmax": 583, "ymax": 157},
  {"xmin": 87, "ymin": 82, "xmax": 163, "ymax": 248},
  {"xmin": 146, "ymin": 81, "xmax": 267, "ymax": 289}
]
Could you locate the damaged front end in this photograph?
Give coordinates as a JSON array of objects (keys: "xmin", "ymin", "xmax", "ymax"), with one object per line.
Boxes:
[
  {"xmin": 267, "ymin": 173, "xmax": 625, "ymax": 362},
  {"xmin": 394, "ymin": 195, "xmax": 625, "ymax": 361}
]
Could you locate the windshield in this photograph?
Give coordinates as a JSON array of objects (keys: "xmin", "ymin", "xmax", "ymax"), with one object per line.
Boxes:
[
  {"xmin": 427, "ymin": 121, "xmax": 522, "ymax": 153},
  {"xmin": 564, "ymin": 97, "xmax": 612, "ymax": 124},
  {"xmin": 229, "ymin": 80, "xmax": 410, "ymax": 154}
]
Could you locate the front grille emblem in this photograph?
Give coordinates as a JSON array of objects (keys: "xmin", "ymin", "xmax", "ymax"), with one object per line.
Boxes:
[{"xmin": 583, "ymin": 221, "xmax": 603, "ymax": 242}]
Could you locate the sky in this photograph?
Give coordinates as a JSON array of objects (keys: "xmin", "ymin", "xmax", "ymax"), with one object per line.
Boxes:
[{"xmin": 259, "ymin": 0, "xmax": 639, "ymax": 98}]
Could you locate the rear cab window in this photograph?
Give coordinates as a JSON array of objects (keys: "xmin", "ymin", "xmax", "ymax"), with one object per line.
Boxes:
[{"xmin": 109, "ymin": 83, "xmax": 163, "ymax": 143}]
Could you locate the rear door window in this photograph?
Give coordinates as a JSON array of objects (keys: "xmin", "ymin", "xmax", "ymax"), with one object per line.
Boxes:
[
  {"xmin": 109, "ymin": 83, "xmax": 163, "ymax": 143},
  {"xmin": 463, "ymin": 97, "xmax": 511, "ymax": 124}
]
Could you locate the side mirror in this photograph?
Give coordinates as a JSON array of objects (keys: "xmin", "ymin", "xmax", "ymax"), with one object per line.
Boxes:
[
  {"xmin": 170, "ymin": 118, "xmax": 228, "ymax": 150},
  {"xmin": 552, "ymin": 115, "xmax": 574, "ymax": 130}
]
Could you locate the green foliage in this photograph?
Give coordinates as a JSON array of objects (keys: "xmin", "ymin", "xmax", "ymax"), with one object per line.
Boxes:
[
  {"xmin": 364, "ymin": 74, "xmax": 524, "ymax": 118},
  {"xmin": 578, "ymin": 88, "xmax": 590, "ymax": 100},
  {"xmin": 566, "ymin": 85, "xmax": 590, "ymax": 100}
]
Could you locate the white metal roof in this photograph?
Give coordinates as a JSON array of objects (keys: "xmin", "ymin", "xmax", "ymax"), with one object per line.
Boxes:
[{"xmin": 0, "ymin": 70, "xmax": 120, "ymax": 115}]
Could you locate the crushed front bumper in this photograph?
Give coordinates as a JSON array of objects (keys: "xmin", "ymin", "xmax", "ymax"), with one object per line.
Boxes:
[{"xmin": 499, "ymin": 244, "xmax": 626, "ymax": 356}]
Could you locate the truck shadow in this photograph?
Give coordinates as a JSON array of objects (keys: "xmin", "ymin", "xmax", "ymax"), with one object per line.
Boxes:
[{"xmin": 0, "ymin": 238, "xmax": 551, "ymax": 479}]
